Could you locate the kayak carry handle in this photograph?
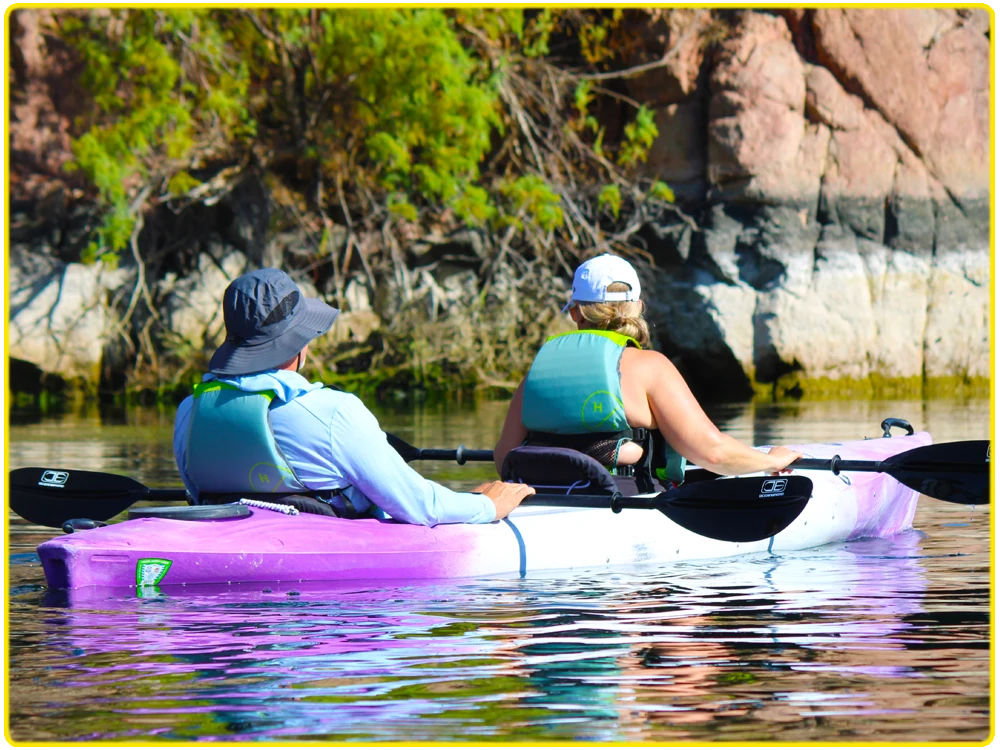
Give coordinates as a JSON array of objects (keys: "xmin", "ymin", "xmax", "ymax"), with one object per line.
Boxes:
[
  {"xmin": 62, "ymin": 518, "xmax": 108, "ymax": 534},
  {"xmin": 881, "ymin": 418, "xmax": 914, "ymax": 438}
]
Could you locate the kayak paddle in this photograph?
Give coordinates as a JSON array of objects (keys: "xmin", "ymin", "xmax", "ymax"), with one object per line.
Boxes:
[
  {"xmin": 790, "ymin": 440, "xmax": 990, "ymax": 505},
  {"xmin": 9, "ymin": 468, "xmax": 186, "ymax": 528},
  {"xmin": 8, "ymin": 467, "xmax": 810, "ymax": 544},
  {"xmin": 387, "ymin": 433, "xmax": 991, "ymax": 505}
]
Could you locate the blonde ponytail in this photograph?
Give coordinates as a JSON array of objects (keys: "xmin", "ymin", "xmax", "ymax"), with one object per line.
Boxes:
[{"xmin": 576, "ymin": 282, "xmax": 650, "ymax": 347}]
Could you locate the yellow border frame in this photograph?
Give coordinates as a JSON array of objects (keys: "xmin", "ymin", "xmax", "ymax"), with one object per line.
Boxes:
[{"xmin": 0, "ymin": 0, "xmax": 998, "ymax": 749}]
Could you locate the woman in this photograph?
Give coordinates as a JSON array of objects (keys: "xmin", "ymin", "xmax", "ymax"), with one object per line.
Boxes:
[{"xmin": 494, "ymin": 253, "xmax": 801, "ymax": 481}]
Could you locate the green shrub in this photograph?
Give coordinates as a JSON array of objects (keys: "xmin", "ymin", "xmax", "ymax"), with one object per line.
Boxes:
[{"xmin": 57, "ymin": 8, "xmax": 671, "ymax": 260}]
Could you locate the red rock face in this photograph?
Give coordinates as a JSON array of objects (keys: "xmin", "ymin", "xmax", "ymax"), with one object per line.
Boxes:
[
  {"xmin": 812, "ymin": 8, "xmax": 990, "ymax": 206},
  {"xmin": 627, "ymin": 8, "xmax": 989, "ymax": 221},
  {"xmin": 9, "ymin": 10, "xmax": 83, "ymax": 200},
  {"xmin": 706, "ymin": 13, "xmax": 816, "ymax": 202}
]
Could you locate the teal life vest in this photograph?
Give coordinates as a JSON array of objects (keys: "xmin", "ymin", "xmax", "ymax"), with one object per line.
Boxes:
[
  {"xmin": 521, "ymin": 329, "xmax": 687, "ymax": 484},
  {"xmin": 184, "ymin": 381, "xmax": 307, "ymax": 497},
  {"xmin": 522, "ymin": 329, "xmax": 634, "ymax": 435}
]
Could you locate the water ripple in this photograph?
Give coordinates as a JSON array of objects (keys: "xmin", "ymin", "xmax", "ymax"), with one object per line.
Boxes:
[{"xmin": 7, "ymin": 400, "xmax": 991, "ymax": 742}]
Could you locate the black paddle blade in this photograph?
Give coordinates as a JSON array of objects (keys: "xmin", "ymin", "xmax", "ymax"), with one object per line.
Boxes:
[
  {"xmin": 384, "ymin": 433, "xmax": 420, "ymax": 462},
  {"xmin": 8, "ymin": 468, "xmax": 149, "ymax": 528},
  {"xmin": 885, "ymin": 440, "xmax": 991, "ymax": 505},
  {"xmin": 656, "ymin": 476, "xmax": 814, "ymax": 543}
]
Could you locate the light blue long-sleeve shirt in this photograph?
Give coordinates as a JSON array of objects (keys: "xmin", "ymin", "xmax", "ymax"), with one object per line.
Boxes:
[{"xmin": 172, "ymin": 370, "xmax": 496, "ymax": 526}]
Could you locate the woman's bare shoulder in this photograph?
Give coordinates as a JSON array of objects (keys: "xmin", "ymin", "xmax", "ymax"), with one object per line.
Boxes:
[
  {"xmin": 622, "ymin": 346, "xmax": 672, "ymax": 368},
  {"xmin": 622, "ymin": 347, "xmax": 683, "ymax": 387}
]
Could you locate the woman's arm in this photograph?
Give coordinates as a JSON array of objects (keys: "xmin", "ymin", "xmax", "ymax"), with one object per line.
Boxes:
[
  {"xmin": 494, "ymin": 379, "xmax": 529, "ymax": 475},
  {"xmin": 638, "ymin": 351, "xmax": 801, "ymax": 475}
]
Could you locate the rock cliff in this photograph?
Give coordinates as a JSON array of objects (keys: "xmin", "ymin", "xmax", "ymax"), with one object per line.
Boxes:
[{"xmin": 629, "ymin": 9, "xmax": 990, "ymax": 396}]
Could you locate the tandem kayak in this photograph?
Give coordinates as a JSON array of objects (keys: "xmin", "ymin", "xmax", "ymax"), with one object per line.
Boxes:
[{"xmin": 37, "ymin": 432, "xmax": 932, "ymax": 590}]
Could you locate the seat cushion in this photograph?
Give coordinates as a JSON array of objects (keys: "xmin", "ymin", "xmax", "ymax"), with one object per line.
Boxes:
[{"xmin": 500, "ymin": 446, "xmax": 619, "ymax": 495}]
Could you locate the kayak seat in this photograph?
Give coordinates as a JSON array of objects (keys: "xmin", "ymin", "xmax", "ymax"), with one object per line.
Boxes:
[
  {"xmin": 501, "ymin": 446, "xmax": 669, "ymax": 496},
  {"xmin": 500, "ymin": 446, "xmax": 620, "ymax": 495}
]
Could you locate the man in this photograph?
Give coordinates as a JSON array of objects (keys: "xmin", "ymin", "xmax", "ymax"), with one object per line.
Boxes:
[{"xmin": 173, "ymin": 267, "xmax": 534, "ymax": 525}]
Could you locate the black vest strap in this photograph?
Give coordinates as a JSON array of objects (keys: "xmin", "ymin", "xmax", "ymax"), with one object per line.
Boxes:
[{"xmin": 630, "ymin": 429, "xmax": 657, "ymax": 493}]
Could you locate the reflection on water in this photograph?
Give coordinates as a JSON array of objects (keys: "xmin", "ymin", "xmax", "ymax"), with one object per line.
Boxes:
[{"xmin": 6, "ymin": 397, "xmax": 992, "ymax": 742}]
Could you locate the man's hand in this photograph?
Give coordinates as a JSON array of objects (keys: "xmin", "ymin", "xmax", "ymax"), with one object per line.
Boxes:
[{"xmin": 474, "ymin": 481, "xmax": 536, "ymax": 521}]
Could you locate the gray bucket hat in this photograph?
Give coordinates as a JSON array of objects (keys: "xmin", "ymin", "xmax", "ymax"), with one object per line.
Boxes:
[{"xmin": 208, "ymin": 268, "xmax": 340, "ymax": 376}]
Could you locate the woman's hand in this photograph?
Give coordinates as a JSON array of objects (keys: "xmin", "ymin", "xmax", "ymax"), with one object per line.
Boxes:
[{"xmin": 764, "ymin": 446, "xmax": 803, "ymax": 474}]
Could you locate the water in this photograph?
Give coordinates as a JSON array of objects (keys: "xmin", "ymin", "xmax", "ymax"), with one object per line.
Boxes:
[{"xmin": 6, "ymin": 398, "xmax": 992, "ymax": 743}]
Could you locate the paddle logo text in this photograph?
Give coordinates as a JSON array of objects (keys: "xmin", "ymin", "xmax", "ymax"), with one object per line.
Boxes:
[
  {"xmin": 759, "ymin": 479, "xmax": 787, "ymax": 498},
  {"xmin": 38, "ymin": 470, "xmax": 69, "ymax": 488}
]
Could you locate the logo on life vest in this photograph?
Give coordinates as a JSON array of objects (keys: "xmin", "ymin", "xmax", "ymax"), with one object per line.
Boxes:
[
  {"xmin": 248, "ymin": 463, "xmax": 295, "ymax": 492},
  {"xmin": 38, "ymin": 470, "xmax": 69, "ymax": 488},
  {"xmin": 760, "ymin": 478, "xmax": 787, "ymax": 498},
  {"xmin": 581, "ymin": 390, "xmax": 625, "ymax": 430}
]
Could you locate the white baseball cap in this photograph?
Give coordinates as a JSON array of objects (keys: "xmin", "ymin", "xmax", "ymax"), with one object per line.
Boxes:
[{"xmin": 562, "ymin": 253, "xmax": 642, "ymax": 312}]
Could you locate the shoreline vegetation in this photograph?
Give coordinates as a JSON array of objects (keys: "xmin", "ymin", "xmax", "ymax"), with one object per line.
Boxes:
[
  {"xmin": 8, "ymin": 367, "xmax": 990, "ymax": 416},
  {"xmin": 11, "ymin": 8, "xmax": 690, "ymax": 402}
]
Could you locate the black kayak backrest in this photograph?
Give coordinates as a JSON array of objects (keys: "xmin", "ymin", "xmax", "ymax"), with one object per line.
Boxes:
[{"xmin": 501, "ymin": 446, "xmax": 619, "ymax": 495}]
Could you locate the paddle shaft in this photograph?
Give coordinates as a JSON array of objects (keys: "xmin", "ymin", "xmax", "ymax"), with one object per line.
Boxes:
[
  {"xmin": 417, "ymin": 448, "xmax": 980, "ymax": 474},
  {"xmin": 121, "ymin": 498, "xmax": 676, "ymax": 517},
  {"xmin": 25, "ymin": 490, "xmax": 672, "ymax": 509},
  {"xmin": 792, "ymin": 456, "xmax": 984, "ymax": 475},
  {"xmin": 38, "ymin": 489, "xmax": 684, "ymax": 513},
  {"xmin": 87, "ymin": 456, "xmax": 978, "ymax": 502},
  {"xmin": 20, "ymin": 489, "xmax": 773, "ymax": 514},
  {"xmin": 521, "ymin": 494, "xmax": 696, "ymax": 513},
  {"xmin": 793, "ymin": 457, "xmax": 890, "ymax": 473},
  {"xmin": 523, "ymin": 494, "xmax": 660, "ymax": 511},
  {"xmin": 411, "ymin": 446, "xmax": 494, "ymax": 464}
]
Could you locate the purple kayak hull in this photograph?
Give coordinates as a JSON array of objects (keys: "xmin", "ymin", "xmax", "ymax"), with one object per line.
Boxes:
[
  {"xmin": 40, "ymin": 512, "xmax": 487, "ymax": 589},
  {"xmin": 37, "ymin": 432, "xmax": 932, "ymax": 590}
]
